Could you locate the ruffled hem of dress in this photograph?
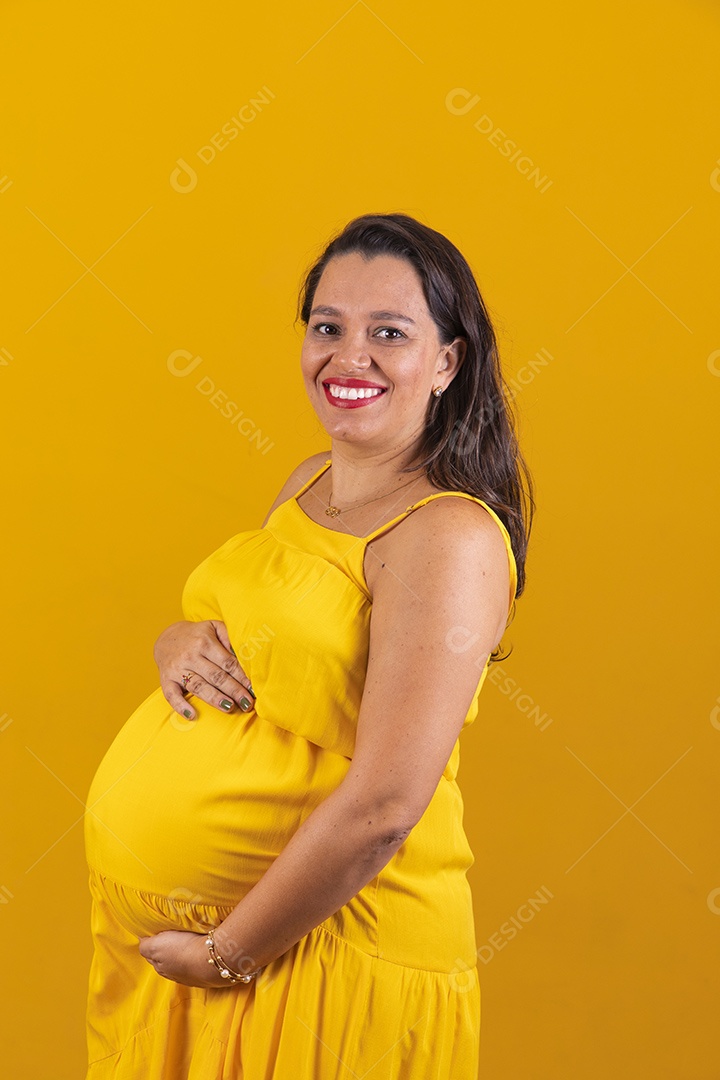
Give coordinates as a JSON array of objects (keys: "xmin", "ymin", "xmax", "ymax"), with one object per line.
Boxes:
[{"xmin": 85, "ymin": 867, "xmax": 480, "ymax": 1079}]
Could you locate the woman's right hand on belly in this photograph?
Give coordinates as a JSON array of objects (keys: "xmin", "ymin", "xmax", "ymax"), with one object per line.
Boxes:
[{"xmin": 153, "ymin": 619, "xmax": 256, "ymax": 721}]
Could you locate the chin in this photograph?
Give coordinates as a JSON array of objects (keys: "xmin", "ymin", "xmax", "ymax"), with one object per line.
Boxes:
[{"xmin": 320, "ymin": 419, "xmax": 382, "ymax": 446}]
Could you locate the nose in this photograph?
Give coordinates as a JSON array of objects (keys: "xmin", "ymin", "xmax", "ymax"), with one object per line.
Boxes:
[
  {"xmin": 333, "ymin": 352, "xmax": 371, "ymax": 373},
  {"xmin": 330, "ymin": 331, "xmax": 371, "ymax": 371}
]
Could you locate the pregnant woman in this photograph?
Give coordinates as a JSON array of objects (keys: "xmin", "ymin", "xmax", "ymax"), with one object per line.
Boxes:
[{"xmin": 84, "ymin": 211, "xmax": 533, "ymax": 1078}]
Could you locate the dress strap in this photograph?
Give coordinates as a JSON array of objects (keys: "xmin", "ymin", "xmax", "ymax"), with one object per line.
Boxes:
[
  {"xmin": 364, "ymin": 491, "xmax": 518, "ymax": 605},
  {"xmin": 290, "ymin": 458, "xmax": 332, "ymax": 501}
]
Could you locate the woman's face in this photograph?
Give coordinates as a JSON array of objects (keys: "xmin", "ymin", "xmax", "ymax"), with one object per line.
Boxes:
[{"xmin": 301, "ymin": 252, "xmax": 465, "ymax": 453}]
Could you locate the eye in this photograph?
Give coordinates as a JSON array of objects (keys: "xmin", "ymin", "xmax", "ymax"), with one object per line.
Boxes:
[
  {"xmin": 309, "ymin": 322, "xmax": 406, "ymax": 340},
  {"xmin": 310, "ymin": 321, "xmax": 340, "ymax": 335}
]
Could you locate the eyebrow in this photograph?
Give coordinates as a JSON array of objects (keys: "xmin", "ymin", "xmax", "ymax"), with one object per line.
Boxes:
[{"xmin": 309, "ymin": 305, "xmax": 416, "ymax": 326}]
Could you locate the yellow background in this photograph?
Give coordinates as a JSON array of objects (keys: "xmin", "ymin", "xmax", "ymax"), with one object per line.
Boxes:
[{"xmin": 1, "ymin": 1, "xmax": 718, "ymax": 1076}]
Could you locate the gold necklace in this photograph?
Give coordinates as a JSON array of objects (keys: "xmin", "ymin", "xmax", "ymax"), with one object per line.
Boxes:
[{"xmin": 325, "ymin": 471, "xmax": 420, "ymax": 517}]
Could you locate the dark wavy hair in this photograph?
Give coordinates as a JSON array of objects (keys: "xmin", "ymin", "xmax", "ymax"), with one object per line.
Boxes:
[{"xmin": 296, "ymin": 212, "xmax": 535, "ymax": 653}]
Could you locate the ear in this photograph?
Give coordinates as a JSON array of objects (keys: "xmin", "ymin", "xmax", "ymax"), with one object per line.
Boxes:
[{"xmin": 437, "ymin": 337, "xmax": 467, "ymax": 383}]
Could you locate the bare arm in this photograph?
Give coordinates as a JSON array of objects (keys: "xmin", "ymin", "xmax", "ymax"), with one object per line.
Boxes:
[{"xmin": 210, "ymin": 496, "xmax": 511, "ymax": 974}]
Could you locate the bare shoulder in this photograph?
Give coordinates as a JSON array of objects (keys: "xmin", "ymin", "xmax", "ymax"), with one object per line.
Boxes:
[
  {"xmin": 374, "ymin": 493, "xmax": 510, "ymax": 563},
  {"xmin": 365, "ymin": 494, "xmax": 512, "ymax": 627},
  {"xmin": 412, "ymin": 493, "xmax": 508, "ymax": 548},
  {"xmin": 261, "ymin": 451, "xmax": 330, "ymax": 525}
]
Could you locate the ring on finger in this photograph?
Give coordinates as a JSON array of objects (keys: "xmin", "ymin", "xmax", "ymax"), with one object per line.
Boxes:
[{"xmin": 181, "ymin": 672, "xmax": 193, "ymax": 690}]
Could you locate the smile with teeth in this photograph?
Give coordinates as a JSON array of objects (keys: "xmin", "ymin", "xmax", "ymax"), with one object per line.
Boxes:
[{"xmin": 326, "ymin": 384, "xmax": 385, "ymax": 400}]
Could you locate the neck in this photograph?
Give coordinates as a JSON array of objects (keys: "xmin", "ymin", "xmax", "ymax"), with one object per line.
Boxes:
[{"xmin": 326, "ymin": 437, "xmax": 427, "ymax": 505}]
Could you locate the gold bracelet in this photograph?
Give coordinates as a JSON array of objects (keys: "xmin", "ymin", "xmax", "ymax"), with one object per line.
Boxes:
[{"xmin": 205, "ymin": 928, "xmax": 263, "ymax": 985}]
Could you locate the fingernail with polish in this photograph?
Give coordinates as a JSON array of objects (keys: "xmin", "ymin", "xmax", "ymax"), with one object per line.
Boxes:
[
  {"xmin": 247, "ymin": 682, "xmax": 255, "ymax": 698},
  {"xmin": 219, "ymin": 699, "xmax": 233, "ymax": 712},
  {"xmin": 183, "ymin": 709, "xmax": 194, "ymax": 720},
  {"xmin": 240, "ymin": 697, "xmax": 252, "ymax": 712}
]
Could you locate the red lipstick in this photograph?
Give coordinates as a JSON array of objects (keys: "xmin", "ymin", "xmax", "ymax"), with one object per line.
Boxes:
[{"xmin": 322, "ymin": 378, "xmax": 388, "ymax": 409}]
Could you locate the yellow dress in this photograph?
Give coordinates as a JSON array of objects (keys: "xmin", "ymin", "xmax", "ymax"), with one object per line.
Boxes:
[{"xmin": 84, "ymin": 458, "xmax": 517, "ymax": 1079}]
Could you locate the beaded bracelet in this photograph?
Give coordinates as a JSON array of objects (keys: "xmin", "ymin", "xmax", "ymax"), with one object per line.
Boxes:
[{"xmin": 205, "ymin": 928, "xmax": 263, "ymax": 985}]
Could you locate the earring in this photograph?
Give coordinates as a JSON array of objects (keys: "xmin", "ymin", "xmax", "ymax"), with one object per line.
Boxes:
[{"xmin": 432, "ymin": 386, "xmax": 443, "ymax": 398}]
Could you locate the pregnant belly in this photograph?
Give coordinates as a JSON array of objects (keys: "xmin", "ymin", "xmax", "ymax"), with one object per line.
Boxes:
[{"xmin": 84, "ymin": 687, "xmax": 350, "ymax": 917}]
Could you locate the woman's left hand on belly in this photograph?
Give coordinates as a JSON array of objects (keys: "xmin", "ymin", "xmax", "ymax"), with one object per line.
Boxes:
[{"xmin": 139, "ymin": 930, "xmax": 229, "ymax": 988}]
